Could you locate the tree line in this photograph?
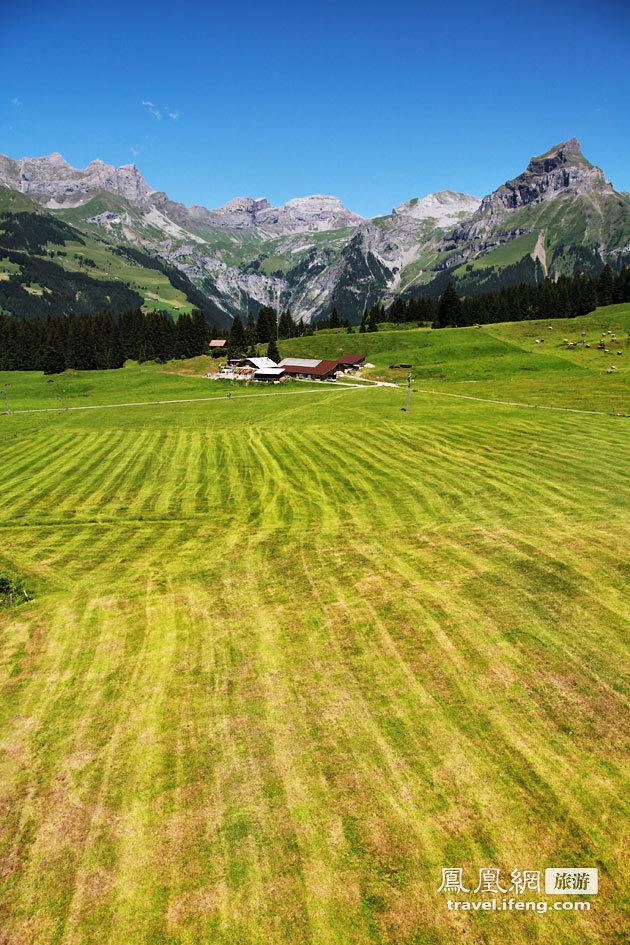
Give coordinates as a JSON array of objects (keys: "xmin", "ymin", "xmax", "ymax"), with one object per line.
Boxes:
[
  {"xmin": 0, "ymin": 308, "xmax": 210, "ymax": 373},
  {"xmin": 223, "ymin": 306, "xmax": 313, "ymax": 358},
  {"xmin": 2, "ymin": 264, "xmax": 629, "ymax": 374},
  {"xmin": 386, "ymin": 265, "xmax": 630, "ymax": 328}
]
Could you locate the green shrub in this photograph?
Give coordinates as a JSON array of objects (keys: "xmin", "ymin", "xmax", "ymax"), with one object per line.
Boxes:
[{"xmin": 0, "ymin": 572, "xmax": 31, "ymax": 608}]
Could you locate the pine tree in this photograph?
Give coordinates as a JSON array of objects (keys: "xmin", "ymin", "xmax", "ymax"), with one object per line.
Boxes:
[
  {"xmin": 267, "ymin": 338, "xmax": 280, "ymax": 363},
  {"xmin": 226, "ymin": 313, "xmax": 246, "ymax": 357},
  {"xmin": 257, "ymin": 306, "xmax": 277, "ymax": 343},
  {"xmin": 278, "ymin": 309, "xmax": 294, "ymax": 339},
  {"xmin": 330, "ymin": 306, "xmax": 340, "ymax": 329},
  {"xmin": 437, "ymin": 282, "xmax": 462, "ymax": 328},
  {"xmin": 388, "ymin": 298, "xmax": 405, "ymax": 323},
  {"xmin": 41, "ymin": 320, "xmax": 66, "ymax": 375},
  {"xmin": 597, "ymin": 264, "xmax": 614, "ymax": 307},
  {"xmin": 192, "ymin": 309, "xmax": 209, "ymax": 355},
  {"xmin": 246, "ymin": 311, "xmax": 257, "ymax": 348},
  {"xmin": 367, "ymin": 306, "xmax": 378, "ymax": 332}
]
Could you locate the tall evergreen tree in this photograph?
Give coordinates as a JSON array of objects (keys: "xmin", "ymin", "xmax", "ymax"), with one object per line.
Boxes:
[
  {"xmin": 246, "ymin": 311, "xmax": 257, "ymax": 348},
  {"xmin": 278, "ymin": 308, "xmax": 294, "ymax": 339},
  {"xmin": 436, "ymin": 282, "xmax": 462, "ymax": 327},
  {"xmin": 267, "ymin": 338, "xmax": 280, "ymax": 363},
  {"xmin": 257, "ymin": 306, "xmax": 277, "ymax": 343},
  {"xmin": 388, "ymin": 297, "xmax": 405, "ymax": 323},
  {"xmin": 227, "ymin": 313, "xmax": 246, "ymax": 357},
  {"xmin": 597, "ymin": 264, "xmax": 614, "ymax": 307},
  {"xmin": 192, "ymin": 309, "xmax": 209, "ymax": 354},
  {"xmin": 41, "ymin": 320, "xmax": 66, "ymax": 375}
]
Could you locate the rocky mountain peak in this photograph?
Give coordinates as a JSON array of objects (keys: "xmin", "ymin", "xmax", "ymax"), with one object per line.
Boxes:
[
  {"xmin": 0, "ymin": 151, "xmax": 154, "ymax": 208},
  {"xmin": 215, "ymin": 197, "xmax": 273, "ymax": 216},
  {"xmin": 207, "ymin": 193, "xmax": 362, "ymax": 234},
  {"xmin": 525, "ymin": 137, "xmax": 588, "ymax": 176},
  {"xmin": 453, "ymin": 139, "xmax": 612, "ymax": 239},
  {"xmin": 284, "ymin": 195, "xmax": 344, "ymax": 212},
  {"xmin": 41, "ymin": 152, "xmax": 72, "ymax": 167},
  {"xmin": 393, "ymin": 190, "xmax": 481, "ymax": 227}
]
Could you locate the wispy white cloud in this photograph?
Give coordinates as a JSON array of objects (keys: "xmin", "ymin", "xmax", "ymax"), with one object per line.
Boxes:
[
  {"xmin": 131, "ymin": 145, "xmax": 140, "ymax": 157},
  {"xmin": 10, "ymin": 97, "xmax": 22, "ymax": 106},
  {"xmin": 142, "ymin": 100, "xmax": 162, "ymax": 120},
  {"xmin": 142, "ymin": 100, "xmax": 180, "ymax": 121}
]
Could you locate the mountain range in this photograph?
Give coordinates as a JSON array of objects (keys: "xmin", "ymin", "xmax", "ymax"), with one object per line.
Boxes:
[{"xmin": 1, "ymin": 138, "xmax": 629, "ymax": 326}]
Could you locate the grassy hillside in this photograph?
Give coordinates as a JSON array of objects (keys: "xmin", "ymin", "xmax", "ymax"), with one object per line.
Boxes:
[
  {"xmin": 0, "ymin": 187, "xmax": 41, "ymax": 214},
  {"xmin": 0, "ymin": 194, "xmax": 230, "ymax": 324},
  {"xmin": 277, "ymin": 305, "xmax": 630, "ymax": 411},
  {"xmin": 0, "ymin": 360, "xmax": 628, "ymax": 943},
  {"xmin": 400, "ymin": 186, "xmax": 630, "ymax": 300}
]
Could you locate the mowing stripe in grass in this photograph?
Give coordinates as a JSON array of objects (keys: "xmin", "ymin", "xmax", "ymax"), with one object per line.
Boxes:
[{"xmin": 0, "ymin": 387, "xmax": 627, "ymax": 943}]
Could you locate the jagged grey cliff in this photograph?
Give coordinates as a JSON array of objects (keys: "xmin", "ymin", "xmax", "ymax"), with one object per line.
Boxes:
[{"xmin": 0, "ymin": 152, "xmax": 153, "ymax": 207}]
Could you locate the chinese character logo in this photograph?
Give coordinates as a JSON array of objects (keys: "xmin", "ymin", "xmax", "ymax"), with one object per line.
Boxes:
[{"xmin": 437, "ymin": 868, "xmax": 469, "ymax": 894}]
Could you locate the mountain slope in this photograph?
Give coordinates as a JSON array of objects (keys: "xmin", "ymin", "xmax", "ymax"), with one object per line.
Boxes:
[
  {"xmin": 0, "ymin": 152, "xmax": 153, "ymax": 207},
  {"xmin": 401, "ymin": 138, "xmax": 630, "ymax": 300},
  {"xmin": 1, "ymin": 139, "xmax": 628, "ymax": 324},
  {"xmin": 0, "ymin": 189, "xmax": 230, "ymax": 325}
]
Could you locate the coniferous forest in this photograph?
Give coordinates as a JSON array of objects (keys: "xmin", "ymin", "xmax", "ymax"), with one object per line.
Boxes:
[
  {"xmin": 380, "ymin": 264, "xmax": 630, "ymax": 328},
  {"xmin": 1, "ymin": 265, "xmax": 629, "ymax": 373},
  {"xmin": 0, "ymin": 309, "xmax": 210, "ymax": 373}
]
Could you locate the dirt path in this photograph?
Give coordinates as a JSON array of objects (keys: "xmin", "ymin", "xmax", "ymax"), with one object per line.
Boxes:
[{"xmin": 5, "ymin": 383, "xmax": 371, "ymax": 415}]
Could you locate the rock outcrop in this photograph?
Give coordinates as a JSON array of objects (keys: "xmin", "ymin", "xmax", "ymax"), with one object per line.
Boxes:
[
  {"xmin": 197, "ymin": 194, "xmax": 363, "ymax": 234},
  {"xmin": 453, "ymin": 138, "xmax": 613, "ymax": 242},
  {"xmin": 0, "ymin": 150, "xmax": 363, "ymax": 235},
  {"xmin": 486, "ymin": 138, "xmax": 610, "ymax": 210},
  {"xmin": 0, "ymin": 152, "xmax": 154, "ymax": 208},
  {"xmin": 392, "ymin": 190, "xmax": 481, "ymax": 227}
]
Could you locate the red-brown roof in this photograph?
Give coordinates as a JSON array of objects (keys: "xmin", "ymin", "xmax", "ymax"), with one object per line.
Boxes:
[
  {"xmin": 335, "ymin": 353, "xmax": 365, "ymax": 365},
  {"xmin": 281, "ymin": 359, "xmax": 339, "ymax": 377}
]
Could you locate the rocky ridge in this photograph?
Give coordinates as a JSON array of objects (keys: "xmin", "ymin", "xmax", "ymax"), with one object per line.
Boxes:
[
  {"xmin": 0, "ymin": 152, "xmax": 153, "ymax": 208},
  {"xmin": 452, "ymin": 138, "xmax": 613, "ymax": 242},
  {"xmin": 0, "ymin": 152, "xmax": 363, "ymax": 236},
  {"xmin": 206, "ymin": 194, "xmax": 363, "ymax": 233},
  {"xmin": 1, "ymin": 139, "xmax": 627, "ymax": 322},
  {"xmin": 392, "ymin": 190, "xmax": 481, "ymax": 227}
]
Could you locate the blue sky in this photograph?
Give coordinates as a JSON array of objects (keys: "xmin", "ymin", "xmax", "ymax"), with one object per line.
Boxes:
[{"xmin": 2, "ymin": 0, "xmax": 629, "ymax": 217}]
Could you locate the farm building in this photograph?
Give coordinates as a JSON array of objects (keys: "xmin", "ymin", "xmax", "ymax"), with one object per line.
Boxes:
[
  {"xmin": 253, "ymin": 367, "xmax": 286, "ymax": 383},
  {"xmin": 216, "ymin": 356, "xmax": 287, "ymax": 382},
  {"xmin": 209, "ymin": 339, "xmax": 226, "ymax": 349},
  {"xmin": 237, "ymin": 357, "xmax": 278, "ymax": 371},
  {"xmin": 335, "ymin": 354, "xmax": 365, "ymax": 370},
  {"xmin": 210, "ymin": 352, "xmax": 366, "ymax": 383},
  {"xmin": 278, "ymin": 358, "xmax": 340, "ymax": 380}
]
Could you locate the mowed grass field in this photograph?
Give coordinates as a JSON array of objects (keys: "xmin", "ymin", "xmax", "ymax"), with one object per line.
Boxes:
[
  {"xmin": 0, "ymin": 319, "xmax": 629, "ymax": 944},
  {"xmin": 0, "ymin": 359, "xmax": 326, "ymax": 412}
]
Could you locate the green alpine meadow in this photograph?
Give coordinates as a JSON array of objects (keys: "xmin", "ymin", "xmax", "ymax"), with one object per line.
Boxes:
[
  {"xmin": 0, "ymin": 307, "xmax": 628, "ymax": 944},
  {"xmin": 3, "ymin": 6, "xmax": 630, "ymax": 938}
]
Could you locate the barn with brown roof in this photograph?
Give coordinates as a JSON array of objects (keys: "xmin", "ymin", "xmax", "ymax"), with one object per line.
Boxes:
[
  {"xmin": 278, "ymin": 358, "xmax": 339, "ymax": 380},
  {"xmin": 335, "ymin": 354, "xmax": 365, "ymax": 369}
]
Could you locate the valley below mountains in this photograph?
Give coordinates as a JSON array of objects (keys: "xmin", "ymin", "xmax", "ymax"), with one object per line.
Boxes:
[{"xmin": 1, "ymin": 138, "xmax": 629, "ymax": 325}]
